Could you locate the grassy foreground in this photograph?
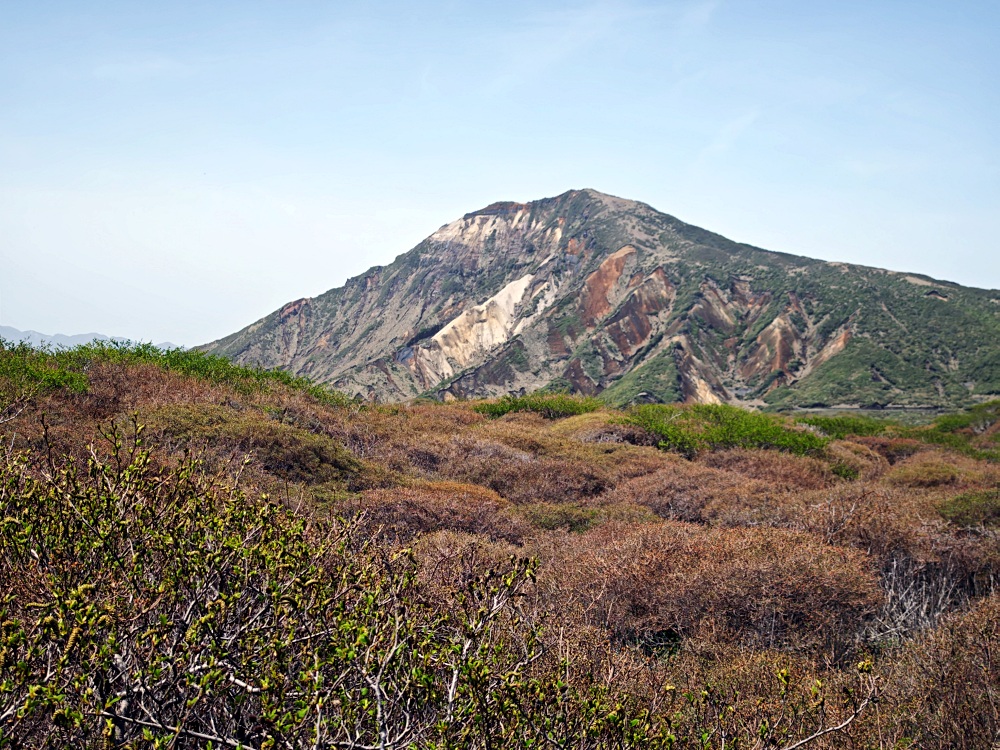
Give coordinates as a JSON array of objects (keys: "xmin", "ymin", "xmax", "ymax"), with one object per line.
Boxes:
[{"xmin": 2, "ymin": 341, "xmax": 999, "ymax": 748}]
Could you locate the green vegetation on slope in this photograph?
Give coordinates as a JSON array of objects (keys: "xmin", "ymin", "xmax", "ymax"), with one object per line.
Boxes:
[
  {"xmin": 624, "ymin": 403, "xmax": 828, "ymax": 458},
  {"xmin": 0, "ymin": 338, "xmax": 352, "ymax": 407},
  {"xmin": 473, "ymin": 392, "xmax": 602, "ymax": 419}
]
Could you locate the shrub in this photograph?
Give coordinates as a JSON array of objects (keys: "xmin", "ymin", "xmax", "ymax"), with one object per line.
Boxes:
[
  {"xmin": 0, "ymin": 422, "xmax": 679, "ymax": 749},
  {"xmin": 699, "ymin": 448, "xmax": 834, "ymax": 490},
  {"xmin": 938, "ymin": 489, "xmax": 1000, "ymax": 527},
  {"xmin": 601, "ymin": 463, "xmax": 786, "ymax": 525},
  {"xmin": 338, "ymin": 480, "xmax": 530, "ymax": 544},
  {"xmin": 146, "ymin": 403, "xmax": 365, "ymax": 486},
  {"xmin": 852, "ymin": 436, "xmax": 924, "ymax": 464},
  {"xmin": 0, "ymin": 340, "xmax": 88, "ymax": 423},
  {"xmin": 902, "ymin": 402, "xmax": 1000, "ymax": 461},
  {"xmin": 797, "ymin": 414, "xmax": 892, "ymax": 439},
  {"xmin": 878, "ymin": 594, "xmax": 1000, "ymax": 748},
  {"xmin": 930, "ymin": 400, "xmax": 1000, "ymax": 435},
  {"xmin": 536, "ymin": 521, "xmax": 882, "ymax": 656},
  {"xmin": 473, "ymin": 392, "xmax": 602, "ymax": 420},
  {"xmin": 516, "ymin": 502, "xmax": 598, "ymax": 532},
  {"xmin": 886, "ymin": 457, "xmax": 963, "ymax": 488},
  {"xmin": 623, "ymin": 403, "xmax": 828, "ymax": 458}
]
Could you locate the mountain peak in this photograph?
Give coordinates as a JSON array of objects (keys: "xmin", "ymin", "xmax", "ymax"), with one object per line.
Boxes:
[
  {"xmin": 202, "ymin": 191, "xmax": 1000, "ymax": 409},
  {"xmin": 463, "ymin": 188, "xmax": 641, "ymax": 220}
]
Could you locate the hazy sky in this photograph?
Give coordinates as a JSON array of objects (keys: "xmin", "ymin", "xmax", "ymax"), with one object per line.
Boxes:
[{"xmin": 2, "ymin": 1, "xmax": 997, "ymax": 346}]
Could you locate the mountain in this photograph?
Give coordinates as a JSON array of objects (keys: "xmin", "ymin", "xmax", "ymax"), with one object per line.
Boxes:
[
  {"xmin": 0, "ymin": 326, "xmax": 112, "ymax": 349},
  {"xmin": 0, "ymin": 326, "xmax": 181, "ymax": 350},
  {"xmin": 201, "ymin": 189, "xmax": 1000, "ymax": 408}
]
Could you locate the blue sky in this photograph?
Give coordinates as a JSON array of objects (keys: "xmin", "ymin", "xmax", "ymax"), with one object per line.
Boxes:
[{"xmin": 1, "ymin": 1, "xmax": 997, "ymax": 346}]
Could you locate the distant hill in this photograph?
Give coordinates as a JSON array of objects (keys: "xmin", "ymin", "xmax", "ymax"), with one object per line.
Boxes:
[
  {"xmin": 0, "ymin": 326, "xmax": 180, "ymax": 351},
  {"xmin": 202, "ymin": 189, "xmax": 1000, "ymax": 409}
]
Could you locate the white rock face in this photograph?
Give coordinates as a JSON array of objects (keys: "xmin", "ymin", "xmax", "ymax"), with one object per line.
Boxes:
[{"xmin": 411, "ymin": 273, "xmax": 535, "ymax": 385}]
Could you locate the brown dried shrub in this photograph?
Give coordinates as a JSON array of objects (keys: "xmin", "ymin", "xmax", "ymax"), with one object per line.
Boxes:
[
  {"xmin": 876, "ymin": 594, "xmax": 1000, "ymax": 749},
  {"xmin": 513, "ymin": 500, "xmax": 659, "ymax": 533},
  {"xmin": 698, "ymin": 447, "xmax": 835, "ymax": 490},
  {"xmin": 852, "ymin": 435, "xmax": 925, "ymax": 464},
  {"xmin": 432, "ymin": 425, "xmax": 665, "ymax": 506},
  {"xmin": 477, "ymin": 412, "xmax": 666, "ymax": 473},
  {"xmin": 335, "ymin": 480, "xmax": 531, "ymax": 545},
  {"xmin": 411, "ymin": 530, "xmax": 529, "ymax": 608},
  {"xmin": 533, "ymin": 521, "xmax": 882, "ymax": 655},
  {"xmin": 547, "ymin": 411, "xmax": 659, "ymax": 446},
  {"xmin": 142, "ymin": 403, "xmax": 397, "ymax": 491},
  {"xmin": 825, "ymin": 439, "xmax": 888, "ymax": 481},
  {"xmin": 788, "ymin": 485, "xmax": 924, "ymax": 560},
  {"xmin": 599, "ymin": 462, "xmax": 794, "ymax": 526}
]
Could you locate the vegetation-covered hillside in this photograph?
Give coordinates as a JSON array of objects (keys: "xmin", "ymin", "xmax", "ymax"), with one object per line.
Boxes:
[
  {"xmin": 202, "ymin": 189, "xmax": 1000, "ymax": 409},
  {"xmin": 3, "ymin": 340, "xmax": 1000, "ymax": 748}
]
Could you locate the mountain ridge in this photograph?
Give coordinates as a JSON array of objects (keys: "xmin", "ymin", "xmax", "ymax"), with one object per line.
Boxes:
[
  {"xmin": 0, "ymin": 325, "xmax": 181, "ymax": 351},
  {"xmin": 202, "ymin": 189, "xmax": 1000, "ymax": 408}
]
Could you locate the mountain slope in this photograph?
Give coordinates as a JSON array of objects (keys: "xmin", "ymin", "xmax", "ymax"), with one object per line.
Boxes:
[{"xmin": 202, "ymin": 189, "xmax": 1000, "ymax": 408}]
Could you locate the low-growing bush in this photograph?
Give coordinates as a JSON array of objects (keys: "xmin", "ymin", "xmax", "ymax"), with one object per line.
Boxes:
[
  {"xmin": 877, "ymin": 594, "xmax": 1000, "ymax": 748},
  {"xmin": 929, "ymin": 400, "xmax": 1000, "ymax": 435},
  {"xmin": 516, "ymin": 501, "xmax": 599, "ymax": 532},
  {"xmin": 535, "ymin": 521, "xmax": 882, "ymax": 656},
  {"xmin": 797, "ymin": 413, "xmax": 893, "ymax": 440},
  {"xmin": 473, "ymin": 392, "xmax": 602, "ymax": 419},
  {"xmin": 886, "ymin": 457, "xmax": 963, "ymax": 488},
  {"xmin": 853, "ymin": 436, "xmax": 924, "ymax": 464},
  {"xmin": 146, "ymin": 403, "xmax": 366, "ymax": 486},
  {"xmin": 0, "ymin": 340, "xmax": 88, "ymax": 423},
  {"xmin": 601, "ymin": 463, "xmax": 789, "ymax": 525},
  {"xmin": 700, "ymin": 448, "xmax": 834, "ymax": 490},
  {"xmin": 0, "ymin": 423, "xmax": 677, "ymax": 749},
  {"xmin": 338, "ymin": 480, "xmax": 530, "ymax": 544},
  {"xmin": 938, "ymin": 489, "xmax": 1000, "ymax": 527},
  {"xmin": 623, "ymin": 403, "xmax": 828, "ymax": 458}
]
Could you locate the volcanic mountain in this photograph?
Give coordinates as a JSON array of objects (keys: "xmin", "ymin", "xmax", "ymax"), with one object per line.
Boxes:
[{"xmin": 202, "ymin": 189, "xmax": 1000, "ymax": 408}]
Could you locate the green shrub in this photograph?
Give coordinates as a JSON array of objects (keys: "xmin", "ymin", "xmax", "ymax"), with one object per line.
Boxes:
[
  {"xmin": 893, "ymin": 401, "xmax": 1000, "ymax": 462},
  {"xmin": 831, "ymin": 461, "xmax": 861, "ymax": 480},
  {"xmin": 473, "ymin": 392, "xmax": 602, "ymax": 420},
  {"xmin": 147, "ymin": 404, "xmax": 363, "ymax": 486},
  {"xmin": 517, "ymin": 502, "xmax": 598, "ymax": 532},
  {"xmin": 623, "ymin": 403, "xmax": 828, "ymax": 458},
  {"xmin": 938, "ymin": 489, "xmax": 1000, "ymax": 527},
  {"xmin": 0, "ymin": 422, "xmax": 677, "ymax": 748},
  {"xmin": 930, "ymin": 400, "xmax": 1000, "ymax": 435},
  {"xmin": 797, "ymin": 414, "xmax": 892, "ymax": 440},
  {"xmin": 0, "ymin": 340, "xmax": 88, "ymax": 420}
]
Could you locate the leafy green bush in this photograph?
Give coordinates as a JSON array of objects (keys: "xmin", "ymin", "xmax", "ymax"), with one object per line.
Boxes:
[
  {"xmin": 473, "ymin": 393, "xmax": 602, "ymax": 420},
  {"xmin": 797, "ymin": 414, "xmax": 892, "ymax": 440},
  {"xmin": 0, "ymin": 340, "xmax": 88, "ymax": 422},
  {"xmin": 623, "ymin": 403, "xmax": 828, "ymax": 458},
  {"xmin": 938, "ymin": 489, "xmax": 1000, "ymax": 527},
  {"xmin": 930, "ymin": 400, "xmax": 1000, "ymax": 435},
  {"xmin": 0, "ymin": 421, "xmax": 676, "ymax": 748},
  {"xmin": 830, "ymin": 461, "xmax": 861, "ymax": 480}
]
